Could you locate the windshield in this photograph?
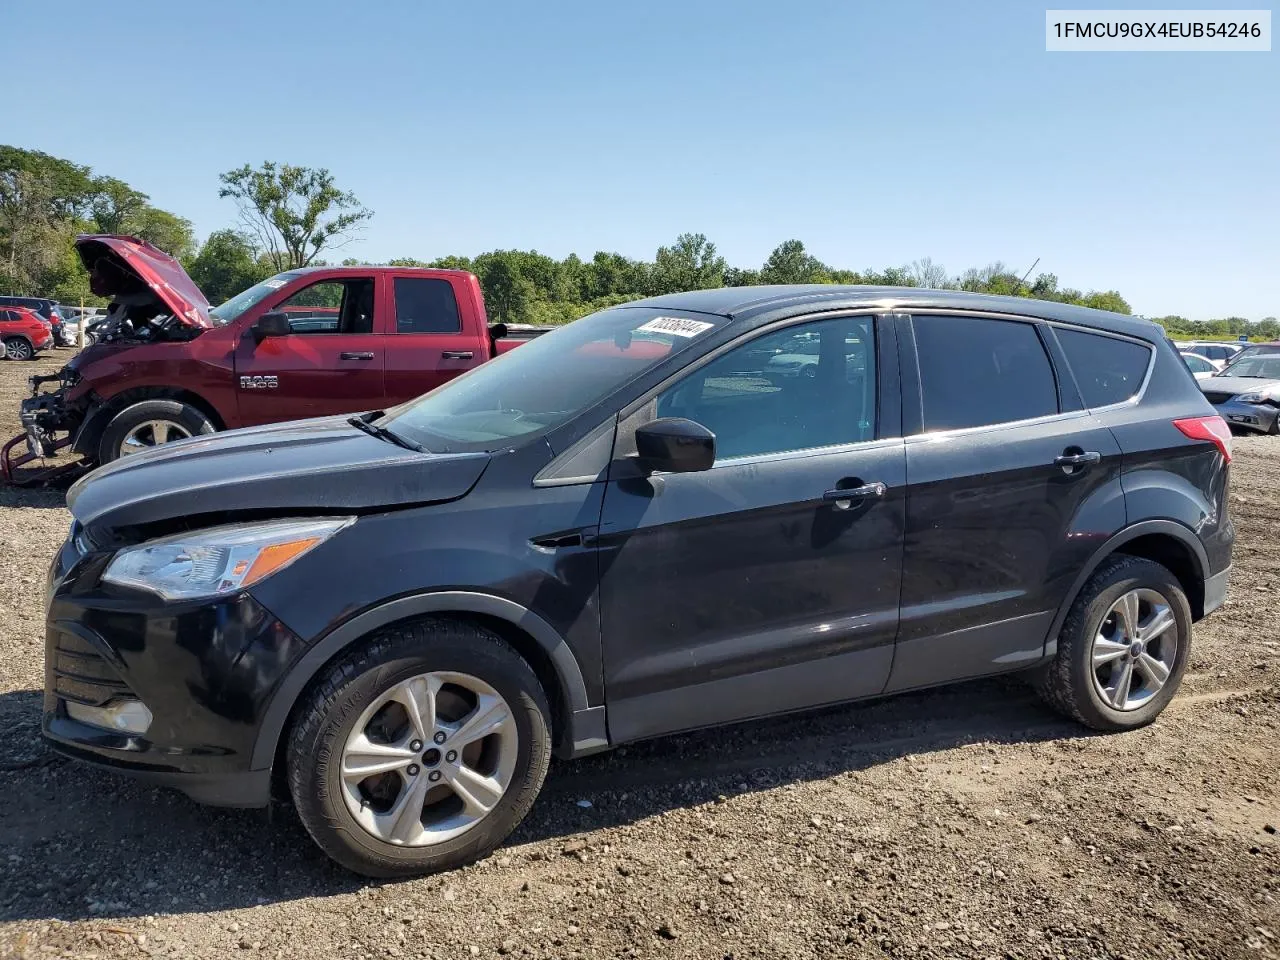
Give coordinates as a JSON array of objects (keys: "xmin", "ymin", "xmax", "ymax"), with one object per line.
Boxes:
[
  {"xmin": 209, "ymin": 272, "xmax": 303, "ymax": 325},
  {"xmin": 1219, "ymin": 354, "xmax": 1280, "ymax": 380},
  {"xmin": 380, "ymin": 308, "xmax": 724, "ymax": 452}
]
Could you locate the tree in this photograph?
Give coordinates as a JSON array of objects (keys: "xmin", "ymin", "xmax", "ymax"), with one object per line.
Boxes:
[
  {"xmin": 186, "ymin": 230, "xmax": 271, "ymax": 304},
  {"xmin": 650, "ymin": 233, "xmax": 725, "ymax": 295},
  {"xmin": 90, "ymin": 177, "xmax": 149, "ymax": 234},
  {"xmin": 218, "ymin": 162, "xmax": 373, "ymax": 271},
  {"xmin": 907, "ymin": 257, "xmax": 952, "ymax": 289},
  {"xmin": 761, "ymin": 240, "xmax": 827, "ymax": 284},
  {"xmin": 132, "ymin": 207, "xmax": 196, "ymax": 259}
]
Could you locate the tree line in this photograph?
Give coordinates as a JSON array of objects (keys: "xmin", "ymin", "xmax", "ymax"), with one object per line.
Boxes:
[{"xmin": 3, "ymin": 144, "xmax": 1272, "ymax": 340}]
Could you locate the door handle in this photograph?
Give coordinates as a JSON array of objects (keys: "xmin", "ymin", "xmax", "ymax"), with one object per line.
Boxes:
[
  {"xmin": 340, "ymin": 351, "xmax": 375, "ymax": 360},
  {"xmin": 1053, "ymin": 451, "xmax": 1102, "ymax": 469},
  {"xmin": 823, "ymin": 481, "xmax": 886, "ymax": 510},
  {"xmin": 442, "ymin": 350, "xmax": 475, "ymax": 360}
]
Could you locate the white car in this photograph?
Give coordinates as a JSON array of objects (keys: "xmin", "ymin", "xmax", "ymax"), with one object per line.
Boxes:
[
  {"xmin": 1177, "ymin": 341, "xmax": 1246, "ymax": 365},
  {"xmin": 1181, "ymin": 351, "xmax": 1224, "ymax": 380}
]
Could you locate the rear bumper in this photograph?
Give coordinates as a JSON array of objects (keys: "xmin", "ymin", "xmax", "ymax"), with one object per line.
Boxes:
[
  {"xmin": 1214, "ymin": 400, "xmax": 1280, "ymax": 433},
  {"xmin": 1202, "ymin": 565, "xmax": 1230, "ymax": 618}
]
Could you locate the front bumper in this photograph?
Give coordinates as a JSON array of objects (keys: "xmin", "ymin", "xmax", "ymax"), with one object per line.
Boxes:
[
  {"xmin": 41, "ymin": 535, "xmax": 307, "ymax": 807},
  {"xmin": 1214, "ymin": 399, "xmax": 1280, "ymax": 433}
]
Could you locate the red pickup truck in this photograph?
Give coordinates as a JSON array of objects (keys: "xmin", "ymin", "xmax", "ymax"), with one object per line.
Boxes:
[{"xmin": 3, "ymin": 235, "xmax": 545, "ymax": 484}]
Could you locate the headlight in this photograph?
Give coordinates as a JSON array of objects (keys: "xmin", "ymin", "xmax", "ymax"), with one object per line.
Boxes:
[
  {"xmin": 1235, "ymin": 391, "xmax": 1276, "ymax": 404},
  {"xmin": 102, "ymin": 518, "xmax": 352, "ymax": 601}
]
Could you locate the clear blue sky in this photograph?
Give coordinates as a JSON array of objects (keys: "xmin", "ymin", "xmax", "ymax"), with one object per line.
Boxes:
[{"xmin": 6, "ymin": 0, "xmax": 1277, "ymax": 319}]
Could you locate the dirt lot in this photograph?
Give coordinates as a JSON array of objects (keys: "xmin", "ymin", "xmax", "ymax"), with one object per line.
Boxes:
[{"xmin": 0, "ymin": 352, "xmax": 1277, "ymax": 960}]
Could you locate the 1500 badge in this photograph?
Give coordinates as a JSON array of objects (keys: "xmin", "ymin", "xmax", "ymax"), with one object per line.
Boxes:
[{"xmin": 239, "ymin": 375, "xmax": 278, "ymax": 390}]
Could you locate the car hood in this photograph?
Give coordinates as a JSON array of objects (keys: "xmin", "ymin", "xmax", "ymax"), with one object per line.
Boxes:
[
  {"xmin": 75, "ymin": 234, "xmax": 211, "ymax": 328},
  {"xmin": 67, "ymin": 416, "xmax": 491, "ymax": 532},
  {"xmin": 1201, "ymin": 375, "xmax": 1280, "ymax": 396}
]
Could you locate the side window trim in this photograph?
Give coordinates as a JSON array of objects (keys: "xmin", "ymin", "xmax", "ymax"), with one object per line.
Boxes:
[
  {"xmin": 901, "ymin": 310, "xmax": 1068, "ymax": 438},
  {"xmin": 611, "ymin": 310, "xmax": 887, "ymax": 469}
]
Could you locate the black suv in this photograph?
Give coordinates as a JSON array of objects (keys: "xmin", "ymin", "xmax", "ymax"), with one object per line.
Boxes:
[
  {"xmin": 0, "ymin": 295, "xmax": 71, "ymax": 346},
  {"xmin": 44, "ymin": 287, "xmax": 1233, "ymax": 876}
]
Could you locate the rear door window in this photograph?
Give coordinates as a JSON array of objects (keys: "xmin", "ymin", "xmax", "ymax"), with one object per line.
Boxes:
[
  {"xmin": 394, "ymin": 278, "xmax": 461, "ymax": 333},
  {"xmin": 912, "ymin": 314, "xmax": 1058, "ymax": 432},
  {"xmin": 1056, "ymin": 328, "xmax": 1152, "ymax": 407}
]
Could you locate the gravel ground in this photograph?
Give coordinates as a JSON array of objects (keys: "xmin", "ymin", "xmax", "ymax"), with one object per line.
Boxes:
[{"xmin": 1, "ymin": 352, "xmax": 1277, "ymax": 960}]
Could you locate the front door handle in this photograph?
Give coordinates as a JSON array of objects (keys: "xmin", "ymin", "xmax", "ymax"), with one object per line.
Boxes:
[
  {"xmin": 1054, "ymin": 451, "xmax": 1102, "ymax": 469},
  {"xmin": 442, "ymin": 350, "xmax": 475, "ymax": 360},
  {"xmin": 823, "ymin": 481, "xmax": 886, "ymax": 510},
  {"xmin": 340, "ymin": 351, "xmax": 375, "ymax": 360}
]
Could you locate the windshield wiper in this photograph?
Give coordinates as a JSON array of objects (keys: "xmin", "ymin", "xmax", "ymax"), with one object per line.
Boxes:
[{"xmin": 347, "ymin": 414, "xmax": 426, "ymax": 452}]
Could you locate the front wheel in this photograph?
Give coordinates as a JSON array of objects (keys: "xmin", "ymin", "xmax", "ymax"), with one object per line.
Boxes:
[
  {"xmin": 287, "ymin": 618, "xmax": 552, "ymax": 877},
  {"xmin": 1035, "ymin": 556, "xmax": 1191, "ymax": 731},
  {"xmin": 97, "ymin": 399, "xmax": 215, "ymax": 464}
]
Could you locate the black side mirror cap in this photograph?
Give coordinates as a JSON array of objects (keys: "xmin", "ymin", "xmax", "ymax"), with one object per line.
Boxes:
[
  {"xmin": 254, "ymin": 311, "xmax": 291, "ymax": 343},
  {"xmin": 635, "ymin": 417, "xmax": 716, "ymax": 474}
]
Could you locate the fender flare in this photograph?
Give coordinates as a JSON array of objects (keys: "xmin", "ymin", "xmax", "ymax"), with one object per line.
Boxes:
[
  {"xmin": 249, "ymin": 591, "xmax": 600, "ymax": 771},
  {"xmin": 1043, "ymin": 519, "xmax": 1207, "ymax": 655}
]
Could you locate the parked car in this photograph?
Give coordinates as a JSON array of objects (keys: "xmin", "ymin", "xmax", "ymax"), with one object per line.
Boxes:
[
  {"xmin": 44, "ymin": 286, "xmax": 1233, "ymax": 876},
  {"xmin": 1198, "ymin": 351, "xmax": 1280, "ymax": 434},
  {"xmin": 1177, "ymin": 340, "xmax": 1246, "ymax": 365},
  {"xmin": 3, "ymin": 234, "xmax": 548, "ymax": 482},
  {"xmin": 1180, "ymin": 351, "xmax": 1223, "ymax": 379},
  {"xmin": 0, "ymin": 295, "xmax": 73, "ymax": 347},
  {"xmin": 0, "ymin": 306, "xmax": 55, "ymax": 359}
]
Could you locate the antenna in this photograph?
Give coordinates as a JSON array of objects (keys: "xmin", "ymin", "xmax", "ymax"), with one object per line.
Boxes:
[{"xmin": 1014, "ymin": 257, "xmax": 1040, "ymax": 294}]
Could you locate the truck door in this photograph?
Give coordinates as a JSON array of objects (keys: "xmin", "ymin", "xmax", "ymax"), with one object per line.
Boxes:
[
  {"xmin": 234, "ymin": 275, "xmax": 386, "ymax": 426},
  {"xmin": 383, "ymin": 274, "xmax": 486, "ymax": 407}
]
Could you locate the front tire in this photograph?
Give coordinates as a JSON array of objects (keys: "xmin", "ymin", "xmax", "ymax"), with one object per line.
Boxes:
[
  {"xmin": 1035, "ymin": 555, "xmax": 1191, "ymax": 731},
  {"xmin": 97, "ymin": 399, "xmax": 215, "ymax": 463},
  {"xmin": 287, "ymin": 618, "xmax": 552, "ymax": 878}
]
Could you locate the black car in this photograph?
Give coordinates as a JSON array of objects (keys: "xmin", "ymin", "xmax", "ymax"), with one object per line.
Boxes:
[
  {"xmin": 44, "ymin": 287, "xmax": 1234, "ymax": 877},
  {"xmin": 0, "ymin": 295, "xmax": 72, "ymax": 346}
]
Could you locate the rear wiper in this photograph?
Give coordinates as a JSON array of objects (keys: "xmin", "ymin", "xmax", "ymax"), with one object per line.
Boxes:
[{"xmin": 347, "ymin": 414, "xmax": 426, "ymax": 452}]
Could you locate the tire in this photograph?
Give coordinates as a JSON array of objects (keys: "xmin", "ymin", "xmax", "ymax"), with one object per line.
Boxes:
[
  {"xmin": 1035, "ymin": 555, "xmax": 1191, "ymax": 731},
  {"xmin": 287, "ymin": 618, "xmax": 553, "ymax": 878},
  {"xmin": 3, "ymin": 337, "xmax": 34, "ymax": 361},
  {"xmin": 97, "ymin": 399, "xmax": 215, "ymax": 464}
]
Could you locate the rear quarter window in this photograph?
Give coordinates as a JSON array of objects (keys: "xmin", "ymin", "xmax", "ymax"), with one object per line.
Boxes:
[{"xmin": 1056, "ymin": 328, "xmax": 1152, "ymax": 408}]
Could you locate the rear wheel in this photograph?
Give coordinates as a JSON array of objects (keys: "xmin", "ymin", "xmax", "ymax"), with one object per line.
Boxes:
[
  {"xmin": 3, "ymin": 337, "xmax": 34, "ymax": 361},
  {"xmin": 1035, "ymin": 556, "xmax": 1191, "ymax": 731},
  {"xmin": 287, "ymin": 618, "xmax": 552, "ymax": 877},
  {"xmin": 97, "ymin": 399, "xmax": 215, "ymax": 463}
]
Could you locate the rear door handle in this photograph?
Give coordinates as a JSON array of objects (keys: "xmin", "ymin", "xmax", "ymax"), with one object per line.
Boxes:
[
  {"xmin": 1053, "ymin": 451, "xmax": 1102, "ymax": 468},
  {"xmin": 340, "ymin": 351, "xmax": 375, "ymax": 360},
  {"xmin": 441, "ymin": 350, "xmax": 475, "ymax": 360},
  {"xmin": 823, "ymin": 481, "xmax": 886, "ymax": 510}
]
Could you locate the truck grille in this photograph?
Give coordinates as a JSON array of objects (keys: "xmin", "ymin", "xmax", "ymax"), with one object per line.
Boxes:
[
  {"xmin": 1202, "ymin": 391, "xmax": 1235, "ymax": 405},
  {"xmin": 49, "ymin": 626, "xmax": 132, "ymax": 706}
]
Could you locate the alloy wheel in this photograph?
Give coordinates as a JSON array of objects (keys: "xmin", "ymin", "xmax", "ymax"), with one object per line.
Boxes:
[
  {"xmin": 339, "ymin": 671, "xmax": 518, "ymax": 847},
  {"xmin": 118, "ymin": 420, "xmax": 192, "ymax": 456},
  {"xmin": 1090, "ymin": 588, "xmax": 1178, "ymax": 711},
  {"xmin": 5, "ymin": 339, "xmax": 33, "ymax": 361}
]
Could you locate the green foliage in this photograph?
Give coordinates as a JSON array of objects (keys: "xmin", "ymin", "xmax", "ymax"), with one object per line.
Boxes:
[
  {"xmin": 1149, "ymin": 314, "xmax": 1279, "ymax": 342},
  {"xmin": 760, "ymin": 240, "xmax": 828, "ymax": 284},
  {"xmin": 184, "ymin": 230, "xmax": 273, "ymax": 305},
  {"xmin": 218, "ymin": 162, "xmax": 372, "ymax": 271}
]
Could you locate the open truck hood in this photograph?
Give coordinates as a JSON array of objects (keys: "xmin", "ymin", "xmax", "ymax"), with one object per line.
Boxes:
[
  {"xmin": 76, "ymin": 234, "xmax": 211, "ymax": 328},
  {"xmin": 66, "ymin": 415, "xmax": 491, "ymax": 532}
]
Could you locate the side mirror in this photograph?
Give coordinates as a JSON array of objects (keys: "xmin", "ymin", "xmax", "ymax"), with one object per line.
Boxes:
[
  {"xmin": 635, "ymin": 418, "xmax": 715, "ymax": 474},
  {"xmin": 253, "ymin": 311, "xmax": 291, "ymax": 343}
]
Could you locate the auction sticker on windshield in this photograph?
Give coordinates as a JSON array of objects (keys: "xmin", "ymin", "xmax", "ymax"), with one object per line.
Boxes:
[{"xmin": 636, "ymin": 316, "xmax": 716, "ymax": 338}]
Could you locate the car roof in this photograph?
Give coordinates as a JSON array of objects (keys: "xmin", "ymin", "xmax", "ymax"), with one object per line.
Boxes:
[{"xmin": 622, "ymin": 285, "xmax": 1163, "ymax": 341}]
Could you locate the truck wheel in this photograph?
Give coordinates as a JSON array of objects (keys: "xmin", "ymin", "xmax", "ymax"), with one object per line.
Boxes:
[
  {"xmin": 3, "ymin": 337, "xmax": 34, "ymax": 361},
  {"xmin": 1034, "ymin": 555, "xmax": 1191, "ymax": 731},
  {"xmin": 97, "ymin": 400, "xmax": 215, "ymax": 463},
  {"xmin": 287, "ymin": 618, "xmax": 553, "ymax": 878}
]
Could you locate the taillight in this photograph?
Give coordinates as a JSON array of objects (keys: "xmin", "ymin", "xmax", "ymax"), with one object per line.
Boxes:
[{"xmin": 1173, "ymin": 415, "xmax": 1233, "ymax": 463}]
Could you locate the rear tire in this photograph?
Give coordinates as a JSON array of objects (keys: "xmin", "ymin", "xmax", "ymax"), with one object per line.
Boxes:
[
  {"xmin": 287, "ymin": 618, "xmax": 552, "ymax": 878},
  {"xmin": 1035, "ymin": 555, "xmax": 1191, "ymax": 731},
  {"xmin": 3, "ymin": 337, "xmax": 34, "ymax": 361},
  {"xmin": 97, "ymin": 400, "xmax": 215, "ymax": 464}
]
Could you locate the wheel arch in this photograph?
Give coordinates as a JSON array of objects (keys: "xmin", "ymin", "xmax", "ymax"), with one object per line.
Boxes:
[
  {"xmin": 1045, "ymin": 520, "xmax": 1209, "ymax": 657},
  {"xmin": 253, "ymin": 591, "xmax": 606, "ymax": 778},
  {"xmin": 3, "ymin": 333, "xmax": 35, "ymax": 355},
  {"xmin": 72, "ymin": 386, "xmax": 227, "ymax": 458}
]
